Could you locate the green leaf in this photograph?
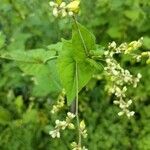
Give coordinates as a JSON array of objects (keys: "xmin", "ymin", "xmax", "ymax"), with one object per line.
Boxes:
[
  {"xmin": 31, "ymin": 60, "xmax": 62, "ymax": 96},
  {"xmin": 0, "ymin": 49, "xmax": 56, "ymax": 63},
  {"xmin": 72, "ymin": 22, "xmax": 96, "ymax": 61},
  {"xmin": 47, "ymin": 42, "xmax": 62, "ymax": 53},
  {"xmin": 23, "ymin": 109, "xmax": 38, "ymax": 123},
  {"xmin": 124, "ymin": 9, "xmax": 140, "ymax": 21},
  {"xmin": 86, "ymin": 58, "xmax": 103, "ymax": 71},
  {"xmin": 0, "ymin": 49, "xmax": 61, "ymax": 95},
  {"xmin": 107, "ymin": 26, "xmax": 122, "ymax": 38},
  {"xmin": 143, "ymin": 36, "xmax": 150, "ymax": 49},
  {"xmin": 7, "ymin": 32, "xmax": 31, "ymax": 51},
  {"xmin": 0, "ymin": 32, "xmax": 5, "ymax": 48},
  {"xmin": 57, "ymin": 40, "xmax": 95, "ymax": 105},
  {"xmin": 0, "ymin": 106, "xmax": 12, "ymax": 125}
]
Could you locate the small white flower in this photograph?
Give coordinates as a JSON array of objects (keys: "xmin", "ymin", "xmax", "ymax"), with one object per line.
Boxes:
[
  {"xmin": 136, "ymin": 55, "xmax": 141, "ymax": 62},
  {"xmin": 82, "ymin": 146, "xmax": 88, "ymax": 150},
  {"xmin": 106, "ymin": 58, "xmax": 111, "ymax": 63},
  {"xmin": 123, "ymin": 86, "xmax": 127, "ymax": 91},
  {"xmin": 67, "ymin": 112, "xmax": 75, "ymax": 119},
  {"xmin": 130, "ymin": 111, "xmax": 135, "ymax": 116},
  {"xmin": 68, "ymin": 11, "xmax": 74, "ymax": 16},
  {"xmin": 127, "ymin": 111, "xmax": 135, "ymax": 118},
  {"xmin": 53, "ymin": 8, "xmax": 58, "ymax": 17},
  {"xmin": 60, "ymin": 2, "xmax": 66, "ymax": 8},
  {"xmin": 137, "ymin": 73, "xmax": 142, "ymax": 79},
  {"xmin": 49, "ymin": 130, "xmax": 60, "ymax": 138},
  {"xmin": 113, "ymin": 100, "xmax": 120, "ymax": 105},
  {"xmin": 112, "ymin": 70, "xmax": 119, "ymax": 75},
  {"xmin": 59, "ymin": 121, "xmax": 67, "ymax": 130},
  {"xmin": 104, "ymin": 51, "xmax": 109, "ymax": 56},
  {"xmin": 49, "ymin": 1, "xmax": 55, "ymax": 7},
  {"xmin": 127, "ymin": 100, "xmax": 132, "ymax": 106},
  {"xmin": 55, "ymin": 119, "xmax": 60, "ymax": 125},
  {"xmin": 119, "ymin": 103, "xmax": 126, "ymax": 109},
  {"xmin": 109, "ymin": 41, "xmax": 116, "ymax": 49},
  {"xmin": 118, "ymin": 111, "xmax": 124, "ymax": 116},
  {"xmin": 61, "ymin": 9, "xmax": 67, "ymax": 17}
]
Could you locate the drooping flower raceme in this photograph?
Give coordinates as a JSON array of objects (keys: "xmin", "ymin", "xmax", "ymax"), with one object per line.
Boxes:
[
  {"xmin": 51, "ymin": 89, "xmax": 66, "ymax": 114},
  {"xmin": 70, "ymin": 120, "xmax": 88, "ymax": 150},
  {"xmin": 79, "ymin": 120, "xmax": 87, "ymax": 138},
  {"xmin": 104, "ymin": 39, "xmax": 143, "ymax": 118}
]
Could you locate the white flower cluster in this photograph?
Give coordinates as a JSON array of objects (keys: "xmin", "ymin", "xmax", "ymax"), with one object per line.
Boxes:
[
  {"xmin": 114, "ymin": 99, "xmax": 135, "ymax": 117},
  {"xmin": 49, "ymin": 112, "xmax": 75, "ymax": 138},
  {"xmin": 79, "ymin": 120, "xmax": 87, "ymax": 138},
  {"xmin": 70, "ymin": 120, "xmax": 87, "ymax": 150},
  {"xmin": 71, "ymin": 142, "xmax": 88, "ymax": 150},
  {"xmin": 104, "ymin": 40, "xmax": 142, "ymax": 118},
  {"xmin": 49, "ymin": 0, "xmax": 80, "ymax": 17},
  {"xmin": 51, "ymin": 89, "xmax": 66, "ymax": 114},
  {"xmin": 107, "ymin": 38, "xmax": 146, "ymax": 63},
  {"xmin": 108, "ymin": 37, "xmax": 143, "ymax": 54},
  {"xmin": 104, "ymin": 56, "xmax": 142, "ymax": 88}
]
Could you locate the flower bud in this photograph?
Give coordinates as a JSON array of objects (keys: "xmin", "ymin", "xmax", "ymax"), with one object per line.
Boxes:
[
  {"xmin": 66, "ymin": 0, "xmax": 80, "ymax": 13},
  {"xmin": 80, "ymin": 120, "xmax": 86, "ymax": 131},
  {"xmin": 68, "ymin": 123, "xmax": 75, "ymax": 129},
  {"xmin": 60, "ymin": 2, "xmax": 66, "ymax": 8},
  {"xmin": 118, "ymin": 111, "xmax": 124, "ymax": 116},
  {"xmin": 55, "ymin": 0, "xmax": 62, "ymax": 5}
]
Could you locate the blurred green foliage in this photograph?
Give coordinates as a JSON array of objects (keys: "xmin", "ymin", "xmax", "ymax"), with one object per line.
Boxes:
[{"xmin": 0, "ymin": 0, "xmax": 150, "ymax": 149}]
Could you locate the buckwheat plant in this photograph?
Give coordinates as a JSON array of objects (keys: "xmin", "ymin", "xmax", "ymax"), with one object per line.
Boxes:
[
  {"xmin": 1, "ymin": 0, "xmax": 150, "ymax": 149},
  {"xmin": 47, "ymin": 0, "xmax": 150, "ymax": 149},
  {"xmin": 49, "ymin": 0, "xmax": 89, "ymax": 149}
]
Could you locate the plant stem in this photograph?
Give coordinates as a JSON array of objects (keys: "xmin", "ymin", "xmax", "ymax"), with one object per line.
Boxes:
[
  {"xmin": 75, "ymin": 62, "xmax": 81, "ymax": 147},
  {"xmin": 44, "ymin": 56, "xmax": 58, "ymax": 63},
  {"xmin": 72, "ymin": 15, "xmax": 89, "ymax": 57}
]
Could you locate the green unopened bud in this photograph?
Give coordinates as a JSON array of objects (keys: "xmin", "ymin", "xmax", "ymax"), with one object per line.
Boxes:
[
  {"xmin": 55, "ymin": 0, "xmax": 62, "ymax": 5},
  {"xmin": 68, "ymin": 123, "xmax": 75, "ymax": 129},
  {"xmin": 146, "ymin": 59, "xmax": 150, "ymax": 64}
]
